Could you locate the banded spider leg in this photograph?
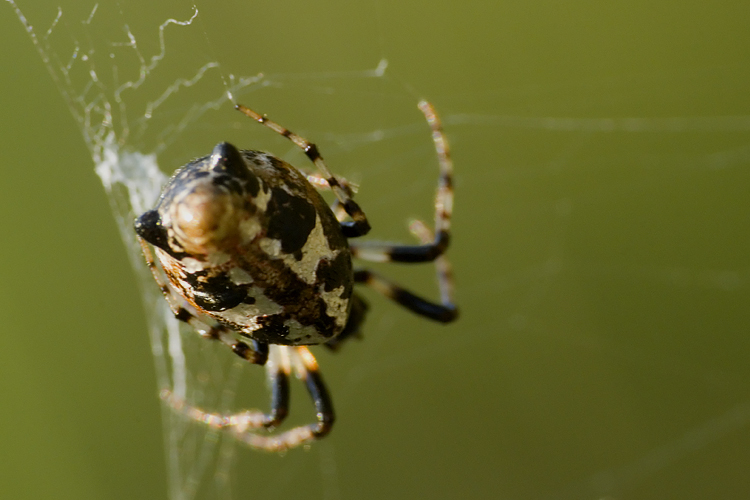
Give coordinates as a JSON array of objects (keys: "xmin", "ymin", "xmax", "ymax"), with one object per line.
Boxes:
[{"xmin": 351, "ymin": 101, "xmax": 458, "ymax": 323}]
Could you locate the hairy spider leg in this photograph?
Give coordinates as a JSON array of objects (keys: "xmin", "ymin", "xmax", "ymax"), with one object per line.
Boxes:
[
  {"xmin": 235, "ymin": 104, "xmax": 370, "ymax": 237},
  {"xmin": 233, "ymin": 345, "xmax": 334, "ymax": 451}
]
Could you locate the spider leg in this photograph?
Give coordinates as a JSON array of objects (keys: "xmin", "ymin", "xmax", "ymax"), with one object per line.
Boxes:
[
  {"xmin": 408, "ymin": 219, "xmax": 456, "ymax": 311},
  {"xmin": 352, "ymin": 213, "xmax": 457, "ymax": 322},
  {"xmin": 234, "ymin": 346, "xmax": 334, "ymax": 451},
  {"xmin": 159, "ymin": 346, "xmax": 292, "ymax": 442},
  {"xmin": 354, "ymin": 268, "xmax": 457, "ymax": 323},
  {"xmin": 304, "ymin": 171, "xmax": 356, "ymax": 223},
  {"xmin": 350, "ymin": 100, "xmax": 453, "ymax": 263},
  {"xmin": 235, "ymin": 104, "xmax": 370, "ymax": 237},
  {"xmin": 162, "ymin": 346, "xmax": 334, "ymax": 452},
  {"xmin": 263, "ymin": 345, "xmax": 291, "ymax": 428},
  {"xmin": 350, "ymin": 101, "xmax": 458, "ymax": 323},
  {"xmin": 138, "ymin": 237, "xmax": 269, "ymax": 365},
  {"xmin": 295, "ymin": 346, "xmax": 335, "ymax": 438},
  {"xmin": 304, "ymin": 171, "xmax": 357, "ymax": 196}
]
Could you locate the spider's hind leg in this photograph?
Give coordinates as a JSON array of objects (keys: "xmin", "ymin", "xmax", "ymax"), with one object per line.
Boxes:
[{"xmin": 408, "ymin": 219, "xmax": 456, "ymax": 315}]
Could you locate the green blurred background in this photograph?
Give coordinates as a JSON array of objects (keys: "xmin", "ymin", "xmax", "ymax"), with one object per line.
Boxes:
[{"xmin": 2, "ymin": 0, "xmax": 750, "ymax": 499}]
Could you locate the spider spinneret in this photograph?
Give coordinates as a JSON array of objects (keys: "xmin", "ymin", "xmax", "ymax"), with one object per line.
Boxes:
[{"xmin": 135, "ymin": 100, "xmax": 457, "ymax": 452}]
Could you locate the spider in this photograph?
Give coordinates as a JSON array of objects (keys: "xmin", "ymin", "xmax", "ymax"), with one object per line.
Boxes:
[{"xmin": 134, "ymin": 100, "xmax": 457, "ymax": 452}]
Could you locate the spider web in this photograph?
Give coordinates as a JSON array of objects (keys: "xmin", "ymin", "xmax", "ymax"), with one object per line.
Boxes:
[{"xmin": 6, "ymin": 1, "xmax": 750, "ymax": 499}]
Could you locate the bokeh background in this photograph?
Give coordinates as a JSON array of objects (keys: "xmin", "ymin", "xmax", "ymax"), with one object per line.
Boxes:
[{"xmin": 2, "ymin": 1, "xmax": 750, "ymax": 499}]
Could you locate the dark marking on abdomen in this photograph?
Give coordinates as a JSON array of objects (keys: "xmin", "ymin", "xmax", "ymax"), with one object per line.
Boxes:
[
  {"xmin": 316, "ymin": 251, "xmax": 353, "ymax": 298},
  {"xmin": 266, "ymin": 187, "xmax": 317, "ymax": 254},
  {"xmin": 184, "ymin": 271, "xmax": 248, "ymax": 312}
]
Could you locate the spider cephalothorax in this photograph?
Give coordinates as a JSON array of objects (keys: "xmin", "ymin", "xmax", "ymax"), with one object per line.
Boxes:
[{"xmin": 135, "ymin": 101, "xmax": 457, "ymax": 451}]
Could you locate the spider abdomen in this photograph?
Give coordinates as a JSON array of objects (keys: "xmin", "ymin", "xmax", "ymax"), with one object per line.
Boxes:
[{"xmin": 136, "ymin": 142, "xmax": 353, "ymax": 345}]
